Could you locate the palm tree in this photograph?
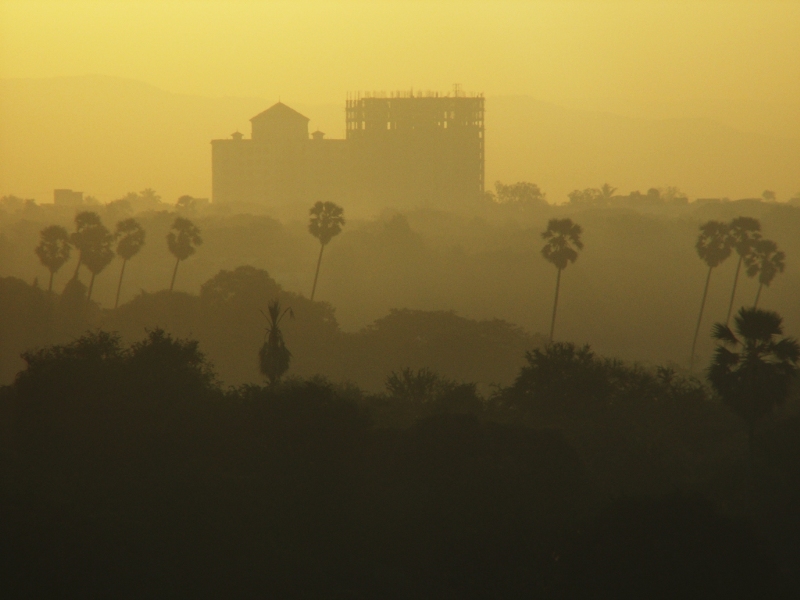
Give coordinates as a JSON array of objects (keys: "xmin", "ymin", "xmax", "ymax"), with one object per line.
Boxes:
[
  {"xmin": 113, "ymin": 218, "xmax": 146, "ymax": 308},
  {"xmin": 259, "ymin": 299, "xmax": 293, "ymax": 386},
  {"xmin": 724, "ymin": 216, "xmax": 761, "ymax": 324},
  {"xmin": 69, "ymin": 211, "xmax": 103, "ymax": 280},
  {"xmin": 599, "ymin": 183, "xmax": 617, "ymax": 204},
  {"xmin": 708, "ymin": 307, "xmax": 799, "ymax": 451},
  {"xmin": 690, "ymin": 220, "xmax": 732, "ymax": 370},
  {"xmin": 745, "ymin": 239, "xmax": 785, "ymax": 308},
  {"xmin": 167, "ymin": 217, "xmax": 202, "ymax": 292},
  {"xmin": 308, "ymin": 201, "xmax": 345, "ymax": 301},
  {"xmin": 35, "ymin": 225, "xmax": 71, "ymax": 292},
  {"xmin": 541, "ymin": 218, "xmax": 583, "ymax": 342},
  {"xmin": 81, "ymin": 225, "xmax": 115, "ymax": 302},
  {"xmin": 69, "ymin": 211, "xmax": 115, "ymax": 301}
]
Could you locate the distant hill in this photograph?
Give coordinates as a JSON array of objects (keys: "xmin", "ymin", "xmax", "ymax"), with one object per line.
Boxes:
[{"xmin": 1, "ymin": 76, "xmax": 798, "ymax": 211}]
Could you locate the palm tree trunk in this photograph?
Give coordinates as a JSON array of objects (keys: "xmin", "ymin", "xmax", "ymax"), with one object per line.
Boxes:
[
  {"xmin": 549, "ymin": 268, "xmax": 562, "ymax": 342},
  {"xmin": 754, "ymin": 283, "xmax": 763, "ymax": 308},
  {"xmin": 310, "ymin": 243, "xmax": 325, "ymax": 301},
  {"xmin": 72, "ymin": 255, "xmax": 82, "ymax": 280},
  {"xmin": 87, "ymin": 272, "xmax": 96, "ymax": 302},
  {"xmin": 725, "ymin": 255, "xmax": 743, "ymax": 325},
  {"xmin": 114, "ymin": 259, "xmax": 127, "ymax": 309},
  {"xmin": 48, "ymin": 270, "xmax": 54, "ymax": 293},
  {"xmin": 170, "ymin": 257, "xmax": 181, "ymax": 292},
  {"xmin": 690, "ymin": 266, "xmax": 714, "ymax": 371}
]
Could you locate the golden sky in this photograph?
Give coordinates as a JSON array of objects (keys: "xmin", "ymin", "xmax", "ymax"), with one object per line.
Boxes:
[
  {"xmin": 2, "ymin": 0, "xmax": 799, "ymax": 204},
  {"xmin": 2, "ymin": 1, "xmax": 799, "ymax": 129}
]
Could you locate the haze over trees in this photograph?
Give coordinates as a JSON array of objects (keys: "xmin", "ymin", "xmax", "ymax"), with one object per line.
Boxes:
[{"xmin": 2, "ymin": 189, "xmax": 798, "ymax": 367}]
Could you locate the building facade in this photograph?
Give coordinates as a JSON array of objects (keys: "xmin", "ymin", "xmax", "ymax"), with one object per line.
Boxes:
[{"xmin": 211, "ymin": 90, "xmax": 484, "ymax": 209}]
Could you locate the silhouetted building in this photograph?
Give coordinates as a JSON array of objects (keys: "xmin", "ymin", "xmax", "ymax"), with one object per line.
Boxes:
[
  {"xmin": 211, "ymin": 88, "xmax": 484, "ymax": 208},
  {"xmin": 53, "ymin": 189, "xmax": 83, "ymax": 206}
]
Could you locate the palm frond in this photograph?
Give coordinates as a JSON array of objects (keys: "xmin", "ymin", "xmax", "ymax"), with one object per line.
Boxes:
[
  {"xmin": 711, "ymin": 322, "xmax": 738, "ymax": 346},
  {"xmin": 772, "ymin": 338, "xmax": 800, "ymax": 364}
]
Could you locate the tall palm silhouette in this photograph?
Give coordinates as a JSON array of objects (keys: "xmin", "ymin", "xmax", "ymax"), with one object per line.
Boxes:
[
  {"xmin": 690, "ymin": 220, "xmax": 732, "ymax": 370},
  {"xmin": 70, "ymin": 211, "xmax": 104, "ymax": 280},
  {"xmin": 167, "ymin": 217, "xmax": 202, "ymax": 292},
  {"xmin": 259, "ymin": 299, "xmax": 294, "ymax": 386},
  {"xmin": 35, "ymin": 225, "xmax": 71, "ymax": 292},
  {"xmin": 308, "ymin": 201, "xmax": 345, "ymax": 301},
  {"xmin": 113, "ymin": 218, "xmax": 146, "ymax": 308},
  {"xmin": 69, "ymin": 211, "xmax": 115, "ymax": 301},
  {"xmin": 724, "ymin": 216, "xmax": 761, "ymax": 324},
  {"xmin": 81, "ymin": 226, "xmax": 115, "ymax": 302},
  {"xmin": 745, "ymin": 238, "xmax": 785, "ymax": 309},
  {"xmin": 541, "ymin": 218, "xmax": 583, "ymax": 342},
  {"xmin": 708, "ymin": 307, "xmax": 799, "ymax": 451}
]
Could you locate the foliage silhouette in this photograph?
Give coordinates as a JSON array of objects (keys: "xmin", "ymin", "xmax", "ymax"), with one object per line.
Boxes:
[
  {"xmin": 259, "ymin": 299, "xmax": 293, "ymax": 385},
  {"xmin": 725, "ymin": 216, "xmax": 761, "ymax": 324},
  {"xmin": 690, "ymin": 220, "xmax": 732, "ymax": 370},
  {"xmin": 166, "ymin": 216, "xmax": 202, "ymax": 291},
  {"xmin": 708, "ymin": 307, "xmax": 799, "ymax": 450},
  {"xmin": 34, "ymin": 225, "xmax": 71, "ymax": 292},
  {"xmin": 493, "ymin": 180, "xmax": 547, "ymax": 206},
  {"xmin": 541, "ymin": 218, "xmax": 583, "ymax": 341},
  {"xmin": 382, "ymin": 367, "xmax": 484, "ymax": 424},
  {"xmin": 81, "ymin": 228, "xmax": 115, "ymax": 303},
  {"xmin": 385, "ymin": 367, "xmax": 443, "ymax": 403},
  {"xmin": 745, "ymin": 238, "xmax": 785, "ymax": 309},
  {"xmin": 308, "ymin": 201, "xmax": 345, "ymax": 301},
  {"xmin": 69, "ymin": 211, "xmax": 104, "ymax": 281},
  {"xmin": 113, "ymin": 218, "xmax": 145, "ymax": 308},
  {"xmin": 68, "ymin": 212, "xmax": 115, "ymax": 301},
  {"xmin": 567, "ymin": 184, "xmax": 617, "ymax": 207}
]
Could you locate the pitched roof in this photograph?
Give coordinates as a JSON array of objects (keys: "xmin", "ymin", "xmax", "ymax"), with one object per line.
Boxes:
[{"xmin": 250, "ymin": 102, "xmax": 310, "ymax": 123}]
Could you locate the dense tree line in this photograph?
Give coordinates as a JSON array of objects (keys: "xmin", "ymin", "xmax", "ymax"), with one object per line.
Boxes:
[{"xmin": 3, "ymin": 190, "xmax": 798, "ymax": 367}]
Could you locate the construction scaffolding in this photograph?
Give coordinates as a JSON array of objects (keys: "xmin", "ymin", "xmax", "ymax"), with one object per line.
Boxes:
[{"xmin": 345, "ymin": 87, "xmax": 485, "ymax": 205}]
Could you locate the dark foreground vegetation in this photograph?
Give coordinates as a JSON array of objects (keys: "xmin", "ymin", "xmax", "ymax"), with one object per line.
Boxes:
[{"xmin": 3, "ymin": 329, "xmax": 799, "ymax": 598}]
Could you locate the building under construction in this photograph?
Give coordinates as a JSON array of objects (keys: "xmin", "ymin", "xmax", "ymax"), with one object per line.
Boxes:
[{"xmin": 211, "ymin": 87, "xmax": 484, "ymax": 209}]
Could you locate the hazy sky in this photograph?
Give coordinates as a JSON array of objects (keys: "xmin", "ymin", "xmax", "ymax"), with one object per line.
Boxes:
[{"xmin": 2, "ymin": 0, "xmax": 799, "ymax": 130}]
